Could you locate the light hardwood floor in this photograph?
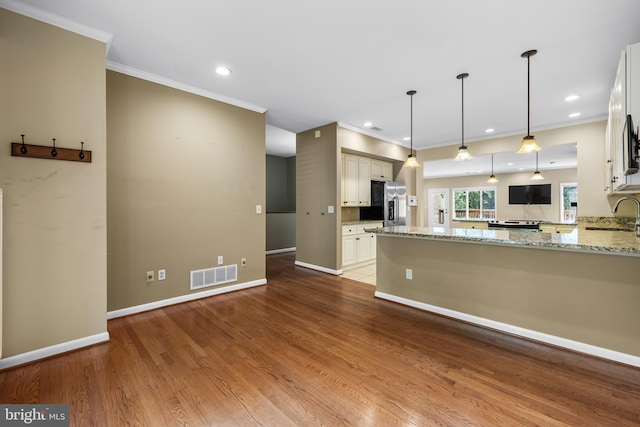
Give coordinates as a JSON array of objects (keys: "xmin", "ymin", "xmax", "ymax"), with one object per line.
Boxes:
[{"xmin": 1, "ymin": 252, "xmax": 639, "ymax": 426}]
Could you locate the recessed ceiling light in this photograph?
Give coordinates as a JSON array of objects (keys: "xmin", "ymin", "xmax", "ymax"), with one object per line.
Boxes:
[
  {"xmin": 565, "ymin": 94, "xmax": 580, "ymax": 102},
  {"xmin": 507, "ymin": 162, "xmax": 514, "ymax": 166},
  {"xmin": 215, "ymin": 66, "xmax": 232, "ymax": 76},
  {"xmin": 363, "ymin": 122, "xmax": 373, "ymax": 128},
  {"xmin": 568, "ymin": 112, "xmax": 581, "ymax": 118},
  {"xmin": 485, "ymin": 128, "xmax": 495, "ymax": 133},
  {"xmin": 403, "ymin": 137, "xmax": 411, "ymax": 141}
]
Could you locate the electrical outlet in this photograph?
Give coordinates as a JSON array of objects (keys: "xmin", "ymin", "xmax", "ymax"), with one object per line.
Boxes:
[
  {"xmin": 158, "ymin": 269, "xmax": 166, "ymax": 280},
  {"xmin": 146, "ymin": 271, "xmax": 155, "ymax": 282},
  {"xmin": 405, "ymin": 268, "xmax": 413, "ymax": 280},
  {"xmin": 241, "ymin": 258, "xmax": 247, "ymax": 266},
  {"xmin": 218, "ymin": 255, "xmax": 223, "ymax": 265}
]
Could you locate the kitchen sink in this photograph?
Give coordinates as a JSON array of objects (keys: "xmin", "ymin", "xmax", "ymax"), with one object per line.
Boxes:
[{"xmin": 584, "ymin": 226, "xmax": 632, "ymax": 232}]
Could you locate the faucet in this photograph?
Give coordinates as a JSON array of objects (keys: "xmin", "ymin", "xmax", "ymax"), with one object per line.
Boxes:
[{"xmin": 612, "ymin": 196, "xmax": 640, "ymax": 236}]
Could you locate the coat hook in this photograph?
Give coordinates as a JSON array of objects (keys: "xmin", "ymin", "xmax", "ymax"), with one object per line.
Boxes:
[
  {"xmin": 51, "ymin": 138, "xmax": 57, "ymax": 157},
  {"xmin": 79, "ymin": 141, "xmax": 85, "ymax": 160},
  {"xmin": 20, "ymin": 134, "xmax": 27, "ymax": 154}
]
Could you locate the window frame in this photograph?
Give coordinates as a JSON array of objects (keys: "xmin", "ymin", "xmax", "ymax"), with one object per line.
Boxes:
[{"xmin": 452, "ymin": 186, "xmax": 497, "ymax": 220}]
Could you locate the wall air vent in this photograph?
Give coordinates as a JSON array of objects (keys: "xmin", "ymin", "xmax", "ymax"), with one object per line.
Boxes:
[
  {"xmin": 190, "ymin": 264, "xmax": 238, "ymax": 290},
  {"xmin": 370, "ymin": 126, "xmax": 383, "ymax": 131}
]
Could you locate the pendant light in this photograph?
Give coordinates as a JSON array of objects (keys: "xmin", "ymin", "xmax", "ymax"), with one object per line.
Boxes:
[
  {"xmin": 518, "ymin": 50, "xmax": 542, "ymax": 154},
  {"xmin": 487, "ymin": 154, "xmax": 499, "ymax": 183},
  {"xmin": 404, "ymin": 90, "xmax": 420, "ymax": 168},
  {"xmin": 454, "ymin": 73, "xmax": 472, "ymax": 161},
  {"xmin": 530, "ymin": 151, "xmax": 544, "ymax": 180}
]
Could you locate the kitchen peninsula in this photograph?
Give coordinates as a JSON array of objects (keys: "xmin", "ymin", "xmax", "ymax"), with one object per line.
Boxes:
[{"xmin": 369, "ymin": 224, "xmax": 640, "ymax": 366}]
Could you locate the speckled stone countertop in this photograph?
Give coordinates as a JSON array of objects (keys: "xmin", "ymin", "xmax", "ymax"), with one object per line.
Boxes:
[
  {"xmin": 368, "ymin": 225, "xmax": 640, "ymax": 257},
  {"xmin": 342, "ymin": 220, "xmax": 385, "ymax": 226}
]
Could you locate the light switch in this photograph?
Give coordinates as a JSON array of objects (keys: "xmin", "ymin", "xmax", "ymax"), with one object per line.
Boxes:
[
  {"xmin": 256, "ymin": 204, "xmax": 262, "ymax": 214},
  {"xmin": 328, "ymin": 205, "xmax": 334, "ymax": 214}
]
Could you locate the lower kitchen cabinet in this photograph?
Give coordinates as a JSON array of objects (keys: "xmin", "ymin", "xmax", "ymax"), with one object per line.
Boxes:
[{"xmin": 342, "ymin": 223, "xmax": 382, "ymax": 267}]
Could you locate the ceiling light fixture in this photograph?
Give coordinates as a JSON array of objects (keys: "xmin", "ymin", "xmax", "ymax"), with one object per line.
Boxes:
[
  {"xmin": 518, "ymin": 50, "xmax": 541, "ymax": 154},
  {"xmin": 565, "ymin": 94, "xmax": 580, "ymax": 102},
  {"xmin": 487, "ymin": 154, "xmax": 499, "ymax": 183},
  {"xmin": 531, "ymin": 152, "xmax": 544, "ymax": 180},
  {"xmin": 568, "ymin": 112, "xmax": 581, "ymax": 118},
  {"xmin": 215, "ymin": 66, "xmax": 232, "ymax": 76},
  {"xmin": 485, "ymin": 128, "xmax": 495, "ymax": 133},
  {"xmin": 404, "ymin": 90, "xmax": 420, "ymax": 168},
  {"xmin": 363, "ymin": 121, "xmax": 373, "ymax": 127},
  {"xmin": 454, "ymin": 73, "xmax": 472, "ymax": 161}
]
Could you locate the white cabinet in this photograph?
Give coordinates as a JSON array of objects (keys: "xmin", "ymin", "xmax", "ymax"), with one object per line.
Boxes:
[
  {"xmin": 370, "ymin": 159, "xmax": 393, "ymax": 181},
  {"xmin": 606, "ymin": 42, "xmax": 640, "ymax": 193},
  {"xmin": 342, "ymin": 222, "xmax": 383, "ymax": 267},
  {"xmin": 341, "ymin": 154, "xmax": 372, "ymax": 207},
  {"xmin": 342, "ymin": 154, "xmax": 359, "ymax": 206},
  {"xmin": 357, "ymin": 157, "xmax": 371, "ymax": 206}
]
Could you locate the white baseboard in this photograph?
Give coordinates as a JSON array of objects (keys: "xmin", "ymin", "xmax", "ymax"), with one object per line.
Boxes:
[
  {"xmin": 294, "ymin": 260, "xmax": 342, "ymax": 275},
  {"xmin": 375, "ymin": 291, "xmax": 640, "ymax": 368},
  {"xmin": 266, "ymin": 247, "xmax": 296, "ymax": 255},
  {"xmin": 0, "ymin": 332, "xmax": 110, "ymax": 371},
  {"xmin": 107, "ymin": 279, "xmax": 267, "ymax": 319}
]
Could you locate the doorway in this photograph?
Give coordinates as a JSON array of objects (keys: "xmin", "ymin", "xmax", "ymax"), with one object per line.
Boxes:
[{"xmin": 427, "ymin": 188, "xmax": 449, "ymax": 227}]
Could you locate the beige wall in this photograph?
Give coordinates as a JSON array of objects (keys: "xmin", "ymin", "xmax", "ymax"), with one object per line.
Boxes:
[
  {"xmin": 425, "ymin": 168, "xmax": 577, "ymax": 225},
  {"xmin": 107, "ymin": 71, "xmax": 265, "ymax": 311},
  {"xmin": 416, "ymin": 121, "xmax": 640, "ymax": 221},
  {"xmin": 296, "ymin": 123, "xmax": 340, "ymax": 270},
  {"xmin": 377, "ymin": 235, "xmax": 640, "ymax": 357},
  {"xmin": 0, "ymin": 10, "xmax": 107, "ymax": 357}
]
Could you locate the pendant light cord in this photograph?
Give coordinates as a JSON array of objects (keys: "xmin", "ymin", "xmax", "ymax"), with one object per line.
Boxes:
[
  {"xmin": 527, "ymin": 53, "xmax": 531, "ymax": 137},
  {"xmin": 407, "ymin": 90, "xmax": 416, "ymax": 156}
]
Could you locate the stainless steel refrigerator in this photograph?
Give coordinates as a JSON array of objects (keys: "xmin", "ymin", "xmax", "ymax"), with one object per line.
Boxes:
[{"xmin": 383, "ymin": 181, "xmax": 406, "ymax": 227}]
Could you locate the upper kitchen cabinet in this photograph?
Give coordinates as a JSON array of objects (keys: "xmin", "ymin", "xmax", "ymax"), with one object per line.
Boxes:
[
  {"xmin": 341, "ymin": 153, "xmax": 371, "ymax": 207},
  {"xmin": 370, "ymin": 159, "xmax": 393, "ymax": 181},
  {"xmin": 605, "ymin": 42, "xmax": 640, "ymax": 193}
]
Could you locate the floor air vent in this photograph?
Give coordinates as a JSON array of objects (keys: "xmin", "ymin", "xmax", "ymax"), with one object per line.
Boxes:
[{"xmin": 190, "ymin": 264, "xmax": 238, "ymax": 290}]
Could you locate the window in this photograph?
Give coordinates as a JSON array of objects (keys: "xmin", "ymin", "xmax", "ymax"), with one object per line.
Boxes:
[
  {"xmin": 453, "ymin": 187, "xmax": 497, "ymax": 220},
  {"xmin": 560, "ymin": 183, "xmax": 577, "ymax": 223}
]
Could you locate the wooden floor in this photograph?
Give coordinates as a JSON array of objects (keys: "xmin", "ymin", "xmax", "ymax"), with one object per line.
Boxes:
[{"xmin": 1, "ymin": 252, "xmax": 640, "ymax": 426}]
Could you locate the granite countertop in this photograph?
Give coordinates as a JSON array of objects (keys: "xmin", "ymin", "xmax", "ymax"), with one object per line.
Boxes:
[
  {"xmin": 342, "ymin": 220, "xmax": 385, "ymax": 226},
  {"xmin": 368, "ymin": 226, "xmax": 640, "ymax": 257}
]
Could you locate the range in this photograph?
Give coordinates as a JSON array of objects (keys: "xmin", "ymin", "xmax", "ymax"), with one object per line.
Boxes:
[{"xmin": 487, "ymin": 220, "xmax": 541, "ymax": 231}]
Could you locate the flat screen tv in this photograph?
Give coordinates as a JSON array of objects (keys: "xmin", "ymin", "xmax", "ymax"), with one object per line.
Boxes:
[{"xmin": 509, "ymin": 184, "xmax": 552, "ymax": 205}]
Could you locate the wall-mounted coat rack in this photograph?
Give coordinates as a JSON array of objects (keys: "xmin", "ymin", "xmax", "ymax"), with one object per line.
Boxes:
[{"xmin": 11, "ymin": 135, "xmax": 92, "ymax": 163}]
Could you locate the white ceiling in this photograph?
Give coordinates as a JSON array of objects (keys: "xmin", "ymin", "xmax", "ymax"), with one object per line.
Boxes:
[{"xmin": 7, "ymin": 0, "xmax": 640, "ymax": 159}]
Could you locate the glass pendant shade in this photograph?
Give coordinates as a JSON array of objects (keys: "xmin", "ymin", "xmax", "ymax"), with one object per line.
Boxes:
[
  {"xmin": 404, "ymin": 154, "xmax": 420, "ymax": 168},
  {"xmin": 530, "ymin": 171, "xmax": 544, "ymax": 180},
  {"xmin": 518, "ymin": 135, "xmax": 541, "ymax": 153},
  {"xmin": 455, "ymin": 145, "xmax": 472, "ymax": 161}
]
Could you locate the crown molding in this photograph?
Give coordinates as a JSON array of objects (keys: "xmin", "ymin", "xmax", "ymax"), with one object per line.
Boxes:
[
  {"xmin": 107, "ymin": 61, "xmax": 267, "ymax": 114},
  {"xmin": 0, "ymin": 0, "xmax": 113, "ymax": 53}
]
